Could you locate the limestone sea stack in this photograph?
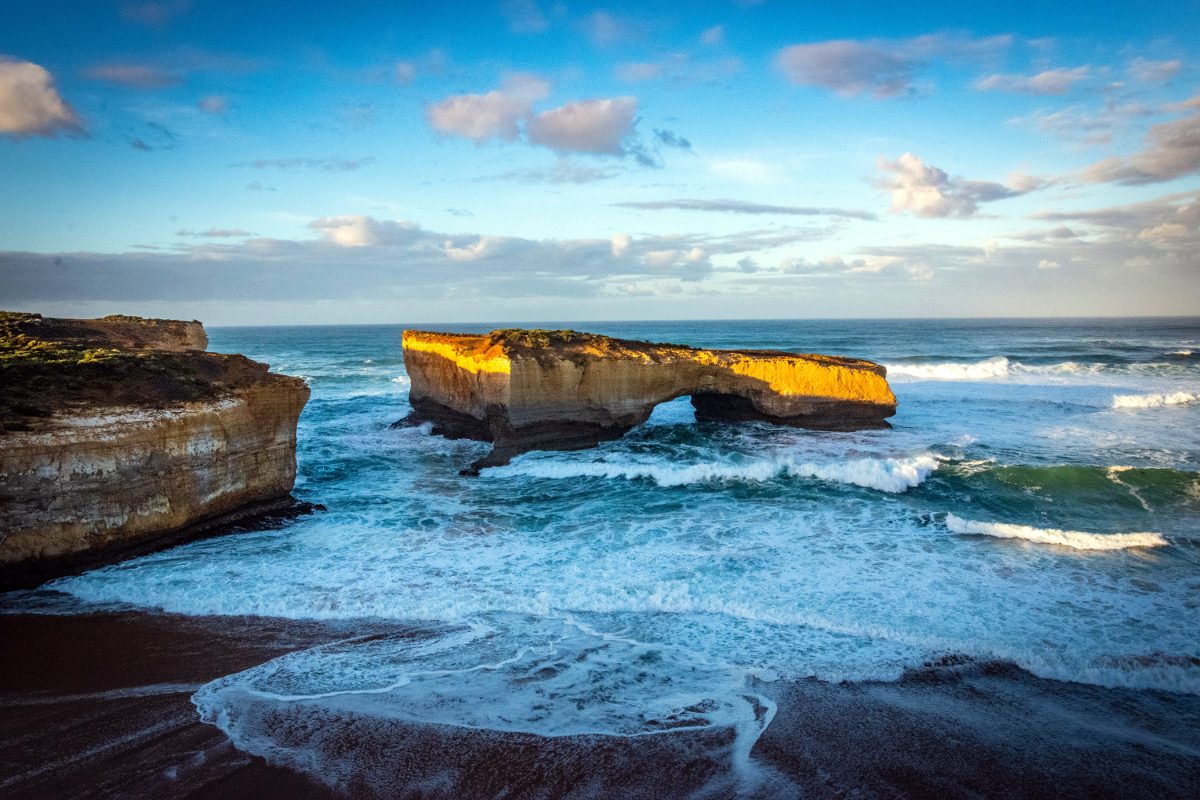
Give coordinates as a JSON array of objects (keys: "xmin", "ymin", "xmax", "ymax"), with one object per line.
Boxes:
[
  {"xmin": 400, "ymin": 328, "xmax": 897, "ymax": 474},
  {"xmin": 0, "ymin": 312, "xmax": 310, "ymax": 589}
]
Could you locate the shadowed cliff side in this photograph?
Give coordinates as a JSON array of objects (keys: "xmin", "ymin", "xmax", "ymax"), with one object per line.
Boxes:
[
  {"xmin": 396, "ymin": 328, "xmax": 897, "ymax": 474},
  {"xmin": 0, "ymin": 312, "xmax": 312, "ymax": 589}
]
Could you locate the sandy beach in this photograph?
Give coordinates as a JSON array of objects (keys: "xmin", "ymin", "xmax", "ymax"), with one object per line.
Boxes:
[{"xmin": 3, "ymin": 607, "xmax": 1197, "ymax": 799}]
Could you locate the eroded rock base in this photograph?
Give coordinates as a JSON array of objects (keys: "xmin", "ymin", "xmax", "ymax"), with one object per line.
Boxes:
[
  {"xmin": 690, "ymin": 393, "xmax": 894, "ymax": 432},
  {"xmin": 0, "ymin": 498, "xmax": 323, "ymax": 592}
]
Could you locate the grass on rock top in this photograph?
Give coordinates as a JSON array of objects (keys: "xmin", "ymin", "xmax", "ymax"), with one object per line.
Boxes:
[{"xmin": 0, "ymin": 312, "xmax": 276, "ymax": 432}]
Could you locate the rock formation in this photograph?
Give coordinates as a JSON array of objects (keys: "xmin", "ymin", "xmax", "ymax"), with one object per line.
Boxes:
[
  {"xmin": 0, "ymin": 312, "xmax": 310, "ymax": 589},
  {"xmin": 399, "ymin": 329, "xmax": 897, "ymax": 474}
]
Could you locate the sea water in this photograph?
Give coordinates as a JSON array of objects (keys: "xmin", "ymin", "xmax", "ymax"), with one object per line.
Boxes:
[{"xmin": 20, "ymin": 318, "xmax": 1200, "ymax": 787}]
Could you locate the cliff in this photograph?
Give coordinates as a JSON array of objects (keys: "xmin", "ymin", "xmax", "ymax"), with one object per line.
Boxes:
[
  {"xmin": 400, "ymin": 328, "xmax": 897, "ymax": 473},
  {"xmin": 0, "ymin": 312, "xmax": 310, "ymax": 589}
]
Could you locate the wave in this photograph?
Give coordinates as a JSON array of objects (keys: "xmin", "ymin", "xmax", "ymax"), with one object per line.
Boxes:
[
  {"xmin": 1167, "ymin": 349, "xmax": 1193, "ymax": 356},
  {"xmin": 945, "ymin": 513, "xmax": 1167, "ymax": 551},
  {"xmin": 885, "ymin": 356, "xmax": 1015, "ymax": 380},
  {"xmin": 882, "ymin": 356, "xmax": 1117, "ymax": 381},
  {"xmin": 1111, "ymin": 390, "xmax": 1199, "ymax": 409},
  {"xmin": 485, "ymin": 453, "xmax": 940, "ymax": 493}
]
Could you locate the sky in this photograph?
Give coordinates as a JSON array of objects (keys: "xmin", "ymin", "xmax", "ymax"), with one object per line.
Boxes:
[{"xmin": 1, "ymin": 0, "xmax": 1198, "ymax": 325}]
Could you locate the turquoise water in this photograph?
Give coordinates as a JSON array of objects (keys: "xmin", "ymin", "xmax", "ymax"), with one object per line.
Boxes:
[{"xmin": 28, "ymin": 318, "xmax": 1200, "ymax": 779}]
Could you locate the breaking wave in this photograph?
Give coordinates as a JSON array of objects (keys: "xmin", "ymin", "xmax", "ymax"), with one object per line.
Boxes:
[
  {"xmin": 485, "ymin": 453, "xmax": 940, "ymax": 493},
  {"xmin": 945, "ymin": 513, "xmax": 1167, "ymax": 551},
  {"xmin": 1111, "ymin": 390, "xmax": 1199, "ymax": 409},
  {"xmin": 885, "ymin": 356, "xmax": 1015, "ymax": 380},
  {"xmin": 882, "ymin": 357, "xmax": 1122, "ymax": 381}
]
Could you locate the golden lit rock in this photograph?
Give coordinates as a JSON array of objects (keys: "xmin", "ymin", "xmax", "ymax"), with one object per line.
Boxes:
[{"xmin": 400, "ymin": 328, "xmax": 897, "ymax": 473}]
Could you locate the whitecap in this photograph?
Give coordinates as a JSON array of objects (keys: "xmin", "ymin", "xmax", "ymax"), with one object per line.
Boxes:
[
  {"xmin": 1111, "ymin": 390, "xmax": 1199, "ymax": 409},
  {"xmin": 485, "ymin": 453, "xmax": 940, "ymax": 494},
  {"xmin": 884, "ymin": 356, "xmax": 1012, "ymax": 380},
  {"xmin": 945, "ymin": 513, "xmax": 1167, "ymax": 551}
]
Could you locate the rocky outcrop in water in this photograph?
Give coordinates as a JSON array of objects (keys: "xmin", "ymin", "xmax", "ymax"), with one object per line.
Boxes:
[
  {"xmin": 0, "ymin": 312, "xmax": 310, "ymax": 589},
  {"xmin": 399, "ymin": 329, "xmax": 896, "ymax": 473}
]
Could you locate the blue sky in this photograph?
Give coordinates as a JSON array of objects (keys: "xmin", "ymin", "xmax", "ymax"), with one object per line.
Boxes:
[{"xmin": 1, "ymin": 0, "xmax": 1198, "ymax": 324}]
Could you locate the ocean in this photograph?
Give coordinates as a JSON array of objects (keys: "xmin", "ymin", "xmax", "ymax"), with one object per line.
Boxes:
[{"xmin": 6, "ymin": 317, "xmax": 1200, "ymax": 797}]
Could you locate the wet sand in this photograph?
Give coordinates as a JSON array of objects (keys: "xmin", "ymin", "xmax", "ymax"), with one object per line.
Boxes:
[{"xmin": 1, "ymin": 610, "xmax": 1197, "ymax": 799}]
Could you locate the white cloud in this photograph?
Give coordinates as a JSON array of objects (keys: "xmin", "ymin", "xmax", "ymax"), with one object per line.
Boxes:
[
  {"xmin": 1038, "ymin": 259, "xmax": 1060, "ymax": 269},
  {"xmin": 582, "ymin": 11, "xmax": 639, "ymax": 46},
  {"xmin": 773, "ymin": 33, "xmax": 1012, "ymax": 98},
  {"xmin": 395, "ymin": 61, "xmax": 417, "ymax": 85},
  {"xmin": 501, "ymin": 0, "xmax": 549, "ymax": 34},
  {"xmin": 876, "ymin": 153, "xmax": 1025, "ymax": 218},
  {"xmin": 615, "ymin": 62, "xmax": 665, "ymax": 82},
  {"xmin": 527, "ymin": 97, "xmax": 637, "ymax": 155},
  {"xmin": 973, "ymin": 67, "xmax": 1090, "ymax": 95},
  {"xmin": 614, "ymin": 198, "xmax": 875, "ymax": 220},
  {"xmin": 1138, "ymin": 223, "xmax": 1189, "ymax": 240},
  {"xmin": 443, "ymin": 236, "xmax": 506, "ymax": 261},
  {"xmin": 846, "ymin": 255, "xmax": 902, "ymax": 273},
  {"xmin": 1081, "ymin": 108, "xmax": 1200, "ymax": 185},
  {"xmin": 0, "ymin": 57, "xmax": 84, "ymax": 138},
  {"xmin": 198, "ymin": 94, "xmax": 227, "ymax": 114},
  {"xmin": 81, "ymin": 63, "xmax": 181, "ymax": 89},
  {"xmin": 480, "ymin": 159, "xmax": 622, "ymax": 184},
  {"xmin": 644, "ymin": 249, "xmax": 683, "ymax": 268},
  {"xmin": 309, "ymin": 216, "xmax": 419, "ymax": 248},
  {"xmin": 700, "ymin": 25, "xmax": 725, "ymax": 46},
  {"xmin": 1128, "ymin": 58, "xmax": 1182, "ymax": 84},
  {"xmin": 615, "ymin": 53, "xmax": 742, "ymax": 86},
  {"xmin": 775, "ymin": 40, "xmax": 913, "ymax": 98},
  {"xmin": 426, "ymin": 73, "xmax": 550, "ymax": 144},
  {"xmin": 709, "ymin": 158, "xmax": 779, "ymax": 185},
  {"xmin": 611, "ymin": 233, "xmax": 631, "ymax": 258},
  {"xmin": 427, "ymin": 79, "xmax": 648, "ymax": 160},
  {"xmin": 782, "ymin": 254, "xmax": 933, "ymax": 281}
]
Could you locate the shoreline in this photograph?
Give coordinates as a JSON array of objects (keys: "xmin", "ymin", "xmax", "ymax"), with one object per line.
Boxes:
[{"xmin": 2, "ymin": 608, "xmax": 1197, "ymax": 799}]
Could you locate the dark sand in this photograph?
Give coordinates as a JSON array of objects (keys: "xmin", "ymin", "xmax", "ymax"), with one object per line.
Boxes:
[{"xmin": 1, "ymin": 609, "xmax": 1197, "ymax": 799}]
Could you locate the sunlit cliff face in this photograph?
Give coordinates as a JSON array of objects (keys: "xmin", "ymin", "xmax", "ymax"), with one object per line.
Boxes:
[{"xmin": 401, "ymin": 331, "xmax": 512, "ymax": 375}]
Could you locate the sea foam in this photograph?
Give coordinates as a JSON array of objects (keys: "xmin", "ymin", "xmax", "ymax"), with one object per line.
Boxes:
[
  {"xmin": 883, "ymin": 357, "xmax": 1109, "ymax": 381},
  {"xmin": 485, "ymin": 453, "xmax": 940, "ymax": 493},
  {"xmin": 885, "ymin": 356, "xmax": 1014, "ymax": 380},
  {"xmin": 1111, "ymin": 390, "xmax": 1199, "ymax": 409},
  {"xmin": 192, "ymin": 617, "xmax": 776, "ymax": 795},
  {"xmin": 945, "ymin": 514, "xmax": 1167, "ymax": 551}
]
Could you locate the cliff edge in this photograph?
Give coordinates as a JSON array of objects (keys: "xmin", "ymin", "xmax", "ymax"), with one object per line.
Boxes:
[
  {"xmin": 0, "ymin": 312, "xmax": 310, "ymax": 589},
  {"xmin": 399, "ymin": 328, "xmax": 897, "ymax": 474}
]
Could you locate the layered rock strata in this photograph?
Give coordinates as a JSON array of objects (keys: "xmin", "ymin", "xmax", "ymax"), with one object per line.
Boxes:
[
  {"xmin": 0, "ymin": 313, "xmax": 309, "ymax": 588},
  {"xmin": 399, "ymin": 329, "xmax": 897, "ymax": 474}
]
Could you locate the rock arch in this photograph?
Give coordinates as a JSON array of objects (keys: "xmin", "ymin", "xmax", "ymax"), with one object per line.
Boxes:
[{"xmin": 396, "ymin": 329, "xmax": 897, "ymax": 474}]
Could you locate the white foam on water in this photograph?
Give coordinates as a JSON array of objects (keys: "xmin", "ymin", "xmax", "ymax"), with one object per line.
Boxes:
[
  {"xmin": 884, "ymin": 357, "xmax": 1146, "ymax": 382},
  {"xmin": 1111, "ymin": 390, "xmax": 1199, "ymax": 409},
  {"xmin": 485, "ymin": 453, "xmax": 939, "ymax": 494},
  {"xmin": 1106, "ymin": 466, "xmax": 1153, "ymax": 512},
  {"xmin": 945, "ymin": 513, "xmax": 1167, "ymax": 551},
  {"xmin": 192, "ymin": 616, "xmax": 775, "ymax": 795},
  {"xmin": 1168, "ymin": 349, "xmax": 1193, "ymax": 356},
  {"xmin": 885, "ymin": 356, "xmax": 1013, "ymax": 380}
]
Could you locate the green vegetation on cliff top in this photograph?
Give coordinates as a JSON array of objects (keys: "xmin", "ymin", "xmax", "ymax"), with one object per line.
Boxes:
[{"xmin": 0, "ymin": 312, "xmax": 272, "ymax": 432}]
